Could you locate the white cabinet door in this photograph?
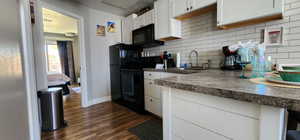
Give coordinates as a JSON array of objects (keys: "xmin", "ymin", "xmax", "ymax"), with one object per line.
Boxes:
[
  {"xmin": 155, "ymin": 0, "xmax": 182, "ymax": 40},
  {"xmin": 190, "ymin": 0, "xmax": 216, "ymax": 12},
  {"xmin": 133, "ymin": 15, "xmax": 145, "ymax": 30},
  {"xmin": 144, "ymin": 10, "xmax": 154, "ymax": 25},
  {"xmin": 121, "ymin": 15, "xmax": 136, "ymax": 44},
  {"xmin": 145, "ymin": 96, "xmax": 162, "ymax": 117},
  {"xmin": 217, "ymin": 0, "xmax": 283, "ymax": 26},
  {"xmin": 173, "ymin": 0, "xmax": 189, "ymax": 18}
]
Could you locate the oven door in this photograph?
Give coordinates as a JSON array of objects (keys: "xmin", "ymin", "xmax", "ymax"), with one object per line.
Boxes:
[{"xmin": 120, "ymin": 69, "xmax": 144, "ymax": 109}]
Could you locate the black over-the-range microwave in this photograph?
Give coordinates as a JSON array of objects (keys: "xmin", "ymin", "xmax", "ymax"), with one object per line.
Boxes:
[{"xmin": 132, "ymin": 24, "xmax": 164, "ymax": 48}]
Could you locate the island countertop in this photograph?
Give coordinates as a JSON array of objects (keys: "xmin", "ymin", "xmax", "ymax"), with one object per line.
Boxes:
[{"xmin": 154, "ymin": 70, "xmax": 300, "ymax": 111}]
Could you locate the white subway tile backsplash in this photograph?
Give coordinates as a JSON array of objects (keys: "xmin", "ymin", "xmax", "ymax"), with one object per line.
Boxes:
[
  {"xmin": 277, "ymin": 58, "xmax": 300, "ymax": 64},
  {"xmin": 278, "ymin": 46, "xmax": 300, "ymax": 52},
  {"xmin": 289, "ymin": 52, "xmax": 300, "ymax": 58},
  {"xmin": 291, "ymin": 1, "xmax": 300, "ymax": 9},
  {"xmin": 145, "ymin": 3, "xmax": 300, "ymax": 67}
]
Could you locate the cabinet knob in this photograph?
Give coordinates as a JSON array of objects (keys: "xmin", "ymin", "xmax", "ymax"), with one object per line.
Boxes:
[
  {"xmin": 187, "ymin": 8, "xmax": 189, "ymax": 11},
  {"xmin": 150, "ymin": 99, "xmax": 153, "ymax": 102},
  {"xmin": 190, "ymin": 6, "xmax": 193, "ymax": 10}
]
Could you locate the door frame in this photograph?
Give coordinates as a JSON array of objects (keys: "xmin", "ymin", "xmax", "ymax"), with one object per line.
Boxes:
[
  {"xmin": 40, "ymin": 2, "xmax": 89, "ymax": 107},
  {"xmin": 19, "ymin": 0, "xmax": 41, "ymax": 139}
]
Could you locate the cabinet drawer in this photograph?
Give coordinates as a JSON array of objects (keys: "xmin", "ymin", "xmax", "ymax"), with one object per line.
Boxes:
[
  {"xmin": 145, "ymin": 96, "xmax": 162, "ymax": 117},
  {"xmin": 144, "ymin": 71, "xmax": 161, "ymax": 80},
  {"xmin": 144, "ymin": 79, "xmax": 161, "ymax": 99},
  {"xmin": 173, "ymin": 117, "xmax": 229, "ymax": 140}
]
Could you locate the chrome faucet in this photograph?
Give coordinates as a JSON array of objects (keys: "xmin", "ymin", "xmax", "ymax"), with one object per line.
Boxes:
[{"xmin": 189, "ymin": 50, "xmax": 199, "ymax": 67}]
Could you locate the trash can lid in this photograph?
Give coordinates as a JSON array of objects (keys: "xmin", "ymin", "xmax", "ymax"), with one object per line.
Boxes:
[{"xmin": 38, "ymin": 87, "xmax": 63, "ymax": 95}]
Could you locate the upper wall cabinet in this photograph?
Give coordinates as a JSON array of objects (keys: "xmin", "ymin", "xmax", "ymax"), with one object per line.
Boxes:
[
  {"xmin": 122, "ymin": 14, "xmax": 137, "ymax": 44},
  {"xmin": 173, "ymin": 0, "xmax": 217, "ymax": 20},
  {"xmin": 217, "ymin": 0, "xmax": 283, "ymax": 29},
  {"xmin": 133, "ymin": 10, "xmax": 155, "ymax": 30},
  {"xmin": 155, "ymin": 0, "xmax": 182, "ymax": 41}
]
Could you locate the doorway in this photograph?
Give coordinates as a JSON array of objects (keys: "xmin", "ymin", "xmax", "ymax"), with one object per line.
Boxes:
[{"xmin": 40, "ymin": 5, "xmax": 88, "ymax": 108}]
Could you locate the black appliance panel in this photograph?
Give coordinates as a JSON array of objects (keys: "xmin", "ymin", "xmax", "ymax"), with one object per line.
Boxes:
[
  {"xmin": 109, "ymin": 44, "xmax": 121, "ymax": 65},
  {"xmin": 132, "ymin": 24, "xmax": 164, "ymax": 48},
  {"xmin": 110, "ymin": 65, "xmax": 121, "ymax": 101},
  {"xmin": 133, "ymin": 24, "xmax": 154, "ymax": 46},
  {"xmin": 120, "ymin": 47, "xmax": 142, "ymax": 67},
  {"xmin": 109, "ymin": 43, "xmax": 145, "ymax": 113},
  {"xmin": 109, "ymin": 44, "xmax": 142, "ymax": 68},
  {"xmin": 120, "ymin": 69, "xmax": 144, "ymax": 104}
]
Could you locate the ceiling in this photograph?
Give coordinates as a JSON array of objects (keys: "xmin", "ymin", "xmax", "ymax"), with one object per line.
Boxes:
[
  {"xmin": 72, "ymin": 0, "xmax": 154, "ymax": 16},
  {"xmin": 42, "ymin": 8, "xmax": 78, "ymax": 35}
]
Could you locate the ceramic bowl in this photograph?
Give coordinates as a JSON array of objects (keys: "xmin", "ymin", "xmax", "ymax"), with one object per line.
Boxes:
[
  {"xmin": 282, "ymin": 65, "xmax": 300, "ymax": 71},
  {"xmin": 279, "ymin": 70, "xmax": 300, "ymax": 82}
]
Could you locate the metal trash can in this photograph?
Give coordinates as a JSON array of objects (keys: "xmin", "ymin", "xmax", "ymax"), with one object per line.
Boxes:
[{"xmin": 38, "ymin": 88, "xmax": 67, "ymax": 131}]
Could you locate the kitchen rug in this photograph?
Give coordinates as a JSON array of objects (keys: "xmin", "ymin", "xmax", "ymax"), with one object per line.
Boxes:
[{"xmin": 128, "ymin": 119, "xmax": 162, "ymax": 140}]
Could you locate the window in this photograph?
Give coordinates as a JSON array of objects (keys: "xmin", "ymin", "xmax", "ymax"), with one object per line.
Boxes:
[{"xmin": 46, "ymin": 42, "xmax": 62, "ymax": 73}]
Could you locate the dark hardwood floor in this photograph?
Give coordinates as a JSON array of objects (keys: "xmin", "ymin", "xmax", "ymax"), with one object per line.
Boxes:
[{"xmin": 42, "ymin": 91, "xmax": 155, "ymax": 140}]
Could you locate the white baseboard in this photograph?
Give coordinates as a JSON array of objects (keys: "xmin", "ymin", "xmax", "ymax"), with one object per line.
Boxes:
[{"xmin": 87, "ymin": 96, "xmax": 111, "ymax": 107}]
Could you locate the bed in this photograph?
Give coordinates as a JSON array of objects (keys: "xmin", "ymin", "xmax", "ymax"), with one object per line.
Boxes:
[{"xmin": 48, "ymin": 73, "xmax": 71, "ymax": 95}]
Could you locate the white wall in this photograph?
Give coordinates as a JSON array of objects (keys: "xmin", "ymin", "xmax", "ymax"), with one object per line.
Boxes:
[
  {"xmin": 145, "ymin": 0, "xmax": 300, "ymax": 68},
  {"xmin": 41, "ymin": 0, "xmax": 122, "ymax": 102}
]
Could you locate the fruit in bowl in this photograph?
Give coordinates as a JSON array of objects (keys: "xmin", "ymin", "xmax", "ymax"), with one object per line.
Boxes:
[{"xmin": 279, "ymin": 70, "xmax": 300, "ymax": 82}]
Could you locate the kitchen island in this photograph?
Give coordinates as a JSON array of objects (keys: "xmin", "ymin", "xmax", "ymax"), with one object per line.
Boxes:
[{"xmin": 155, "ymin": 70, "xmax": 300, "ymax": 140}]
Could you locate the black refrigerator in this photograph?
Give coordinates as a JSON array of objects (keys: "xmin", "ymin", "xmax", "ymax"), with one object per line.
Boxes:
[{"xmin": 109, "ymin": 44, "xmax": 145, "ymax": 113}]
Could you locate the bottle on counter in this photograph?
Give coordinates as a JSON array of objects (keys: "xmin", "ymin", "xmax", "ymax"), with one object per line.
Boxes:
[
  {"xmin": 265, "ymin": 56, "xmax": 273, "ymax": 72},
  {"xmin": 176, "ymin": 52, "xmax": 181, "ymax": 68}
]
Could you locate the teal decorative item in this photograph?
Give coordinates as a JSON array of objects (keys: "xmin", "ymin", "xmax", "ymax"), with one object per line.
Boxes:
[
  {"xmin": 279, "ymin": 70, "xmax": 300, "ymax": 82},
  {"xmin": 282, "ymin": 66, "xmax": 300, "ymax": 71}
]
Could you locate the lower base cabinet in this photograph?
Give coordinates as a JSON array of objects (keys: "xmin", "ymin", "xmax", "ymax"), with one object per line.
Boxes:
[{"xmin": 144, "ymin": 71, "xmax": 182, "ymax": 117}]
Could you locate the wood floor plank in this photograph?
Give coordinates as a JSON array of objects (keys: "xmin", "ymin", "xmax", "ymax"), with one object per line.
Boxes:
[{"xmin": 42, "ymin": 91, "xmax": 155, "ymax": 140}]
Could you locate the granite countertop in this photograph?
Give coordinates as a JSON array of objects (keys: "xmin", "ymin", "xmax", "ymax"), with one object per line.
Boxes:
[
  {"xmin": 155, "ymin": 70, "xmax": 300, "ymax": 111},
  {"xmin": 143, "ymin": 68, "xmax": 201, "ymax": 74}
]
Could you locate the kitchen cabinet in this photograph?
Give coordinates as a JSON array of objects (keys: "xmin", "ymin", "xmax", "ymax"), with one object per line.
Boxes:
[
  {"xmin": 172, "ymin": 0, "xmax": 217, "ymax": 20},
  {"xmin": 133, "ymin": 10, "xmax": 155, "ymax": 30},
  {"xmin": 217, "ymin": 0, "xmax": 283, "ymax": 29},
  {"xmin": 162, "ymin": 88, "xmax": 286, "ymax": 140},
  {"xmin": 172, "ymin": 0, "xmax": 188, "ymax": 19},
  {"xmin": 154, "ymin": 0, "xmax": 182, "ymax": 41},
  {"xmin": 121, "ymin": 14, "xmax": 137, "ymax": 44},
  {"xmin": 144, "ymin": 71, "xmax": 182, "ymax": 117}
]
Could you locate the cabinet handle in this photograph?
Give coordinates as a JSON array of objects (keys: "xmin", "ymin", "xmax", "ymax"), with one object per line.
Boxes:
[{"xmin": 273, "ymin": 0, "xmax": 275, "ymax": 8}]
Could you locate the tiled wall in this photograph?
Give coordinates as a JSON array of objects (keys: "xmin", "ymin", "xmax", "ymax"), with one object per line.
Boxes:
[{"xmin": 145, "ymin": 0, "xmax": 300, "ymax": 68}]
